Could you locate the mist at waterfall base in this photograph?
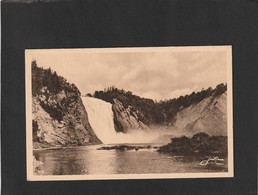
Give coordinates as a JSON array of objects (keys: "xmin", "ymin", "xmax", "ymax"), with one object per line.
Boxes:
[
  {"xmin": 97, "ymin": 127, "xmax": 178, "ymax": 145},
  {"xmin": 82, "ymin": 96, "xmax": 178, "ymax": 145}
]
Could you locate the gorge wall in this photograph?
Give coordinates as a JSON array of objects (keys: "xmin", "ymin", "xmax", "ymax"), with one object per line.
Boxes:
[
  {"xmin": 112, "ymin": 99, "xmax": 149, "ymax": 133},
  {"xmin": 93, "ymin": 84, "xmax": 228, "ymax": 136},
  {"xmin": 32, "ymin": 61, "xmax": 101, "ymax": 149},
  {"xmin": 172, "ymin": 91, "xmax": 227, "ymax": 136}
]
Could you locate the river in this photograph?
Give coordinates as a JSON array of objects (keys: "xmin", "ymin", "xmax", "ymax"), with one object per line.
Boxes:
[{"xmin": 33, "ymin": 144, "xmax": 228, "ymax": 175}]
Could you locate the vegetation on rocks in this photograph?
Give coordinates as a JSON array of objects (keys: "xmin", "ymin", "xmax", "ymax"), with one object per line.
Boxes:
[
  {"xmin": 91, "ymin": 84, "xmax": 227, "ymax": 126},
  {"xmin": 159, "ymin": 83, "xmax": 227, "ymax": 124},
  {"xmin": 32, "ymin": 61, "xmax": 100, "ymax": 148},
  {"xmin": 32, "ymin": 60, "xmax": 81, "ymax": 122},
  {"xmin": 158, "ymin": 132, "xmax": 227, "ymax": 155},
  {"xmin": 93, "ymin": 86, "xmax": 162, "ymax": 125}
]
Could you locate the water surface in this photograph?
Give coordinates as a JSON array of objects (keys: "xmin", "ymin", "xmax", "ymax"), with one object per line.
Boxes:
[{"xmin": 33, "ymin": 144, "xmax": 228, "ymax": 175}]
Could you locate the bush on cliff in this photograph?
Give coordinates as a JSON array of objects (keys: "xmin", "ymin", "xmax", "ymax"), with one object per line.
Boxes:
[
  {"xmin": 32, "ymin": 60, "xmax": 81, "ymax": 122},
  {"xmin": 32, "ymin": 60, "xmax": 80, "ymax": 96}
]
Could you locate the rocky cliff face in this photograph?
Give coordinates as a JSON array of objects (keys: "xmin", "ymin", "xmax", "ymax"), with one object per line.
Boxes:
[
  {"xmin": 172, "ymin": 91, "xmax": 227, "ymax": 136},
  {"xmin": 112, "ymin": 99, "xmax": 149, "ymax": 132},
  {"xmin": 32, "ymin": 62, "xmax": 101, "ymax": 149},
  {"xmin": 92, "ymin": 84, "xmax": 227, "ymax": 135}
]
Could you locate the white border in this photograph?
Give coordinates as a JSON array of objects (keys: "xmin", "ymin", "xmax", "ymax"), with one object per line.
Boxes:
[{"xmin": 26, "ymin": 46, "xmax": 233, "ymax": 181}]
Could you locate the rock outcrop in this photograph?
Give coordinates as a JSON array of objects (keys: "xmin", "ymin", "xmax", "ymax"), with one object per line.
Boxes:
[
  {"xmin": 32, "ymin": 62, "xmax": 101, "ymax": 149},
  {"xmin": 112, "ymin": 99, "xmax": 149, "ymax": 132},
  {"xmin": 92, "ymin": 84, "xmax": 227, "ymax": 135},
  {"xmin": 172, "ymin": 91, "xmax": 227, "ymax": 136}
]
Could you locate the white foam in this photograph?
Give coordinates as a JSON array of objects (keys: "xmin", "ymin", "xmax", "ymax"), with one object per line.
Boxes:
[{"xmin": 82, "ymin": 97, "xmax": 118, "ymax": 144}]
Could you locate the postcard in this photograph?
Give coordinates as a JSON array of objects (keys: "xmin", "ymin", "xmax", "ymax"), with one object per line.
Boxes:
[{"xmin": 26, "ymin": 46, "xmax": 233, "ymax": 180}]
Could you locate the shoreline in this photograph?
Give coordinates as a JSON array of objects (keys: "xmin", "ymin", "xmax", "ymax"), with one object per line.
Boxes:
[
  {"xmin": 33, "ymin": 142, "xmax": 101, "ymax": 151},
  {"xmin": 33, "ymin": 142, "xmax": 163, "ymax": 151}
]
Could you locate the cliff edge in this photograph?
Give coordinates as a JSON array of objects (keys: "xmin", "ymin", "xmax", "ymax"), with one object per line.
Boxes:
[{"xmin": 32, "ymin": 61, "xmax": 101, "ymax": 149}]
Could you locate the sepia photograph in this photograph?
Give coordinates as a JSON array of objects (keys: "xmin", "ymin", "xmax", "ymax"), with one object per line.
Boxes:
[
  {"xmin": 26, "ymin": 46, "xmax": 233, "ymax": 180},
  {"xmin": 3, "ymin": 0, "xmax": 258, "ymax": 193}
]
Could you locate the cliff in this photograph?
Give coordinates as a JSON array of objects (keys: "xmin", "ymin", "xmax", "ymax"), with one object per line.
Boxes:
[
  {"xmin": 93, "ymin": 87, "xmax": 163, "ymax": 126},
  {"xmin": 112, "ymin": 99, "xmax": 148, "ymax": 132},
  {"xmin": 32, "ymin": 61, "xmax": 101, "ymax": 149},
  {"xmin": 172, "ymin": 91, "xmax": 227, "ymax": 136},
  {"xmin": 92, "ymin": 84, "xmax": 227, "ymax": 135}
]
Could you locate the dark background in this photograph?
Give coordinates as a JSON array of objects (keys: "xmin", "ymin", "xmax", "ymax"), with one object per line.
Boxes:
[{"xmin": 1, "ymin": 0, "xmax": 257, "ymax": 194}]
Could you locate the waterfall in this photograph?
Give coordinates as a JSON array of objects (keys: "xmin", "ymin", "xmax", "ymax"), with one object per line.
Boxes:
[
  {"xmin": 81, "ymin": 96, "xmax": 166, "ymax": 144},
  {"xmin": 81, "ymin": 97, "xmax": 117, "ymax": 144}
]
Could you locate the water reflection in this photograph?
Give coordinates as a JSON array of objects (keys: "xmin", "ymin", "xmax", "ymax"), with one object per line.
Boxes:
[
  {"xmin": 84, "ymin": 147, "xmax": 117, "ymax": 174},
  {"xmin": 33, "ymin": 145, "xmax": 228, "ymax": 175}
]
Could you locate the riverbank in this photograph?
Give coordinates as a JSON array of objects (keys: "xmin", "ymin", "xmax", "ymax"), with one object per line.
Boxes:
[
  {"xmin": 157, "ymin": 132, "xmax": 227, "ymax": 156},
  {"xmin": 33, "ymin": 141, "xmax": 98, "ymax": 150}
]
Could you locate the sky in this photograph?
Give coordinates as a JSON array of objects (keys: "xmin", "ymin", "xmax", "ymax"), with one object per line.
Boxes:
[{"xmin": 30, "ymin": 47, "xmax": 229, "ymax": 101}]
